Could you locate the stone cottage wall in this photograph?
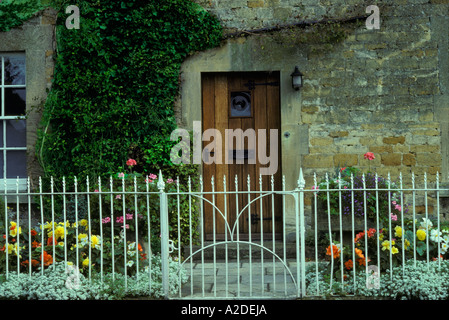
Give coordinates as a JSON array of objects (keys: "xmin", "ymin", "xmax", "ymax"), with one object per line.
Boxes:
[{"xmin": 191, "ymin": 0, "xmax": 449, "ymax": 220}]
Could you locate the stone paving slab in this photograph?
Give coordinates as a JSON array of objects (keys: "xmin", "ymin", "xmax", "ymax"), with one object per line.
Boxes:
[{"xmin": 178, "ymin": 259, "xmax": 305, "ymax": 298}]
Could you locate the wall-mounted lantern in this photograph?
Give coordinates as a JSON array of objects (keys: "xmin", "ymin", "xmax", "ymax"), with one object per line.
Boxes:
[{"xmin": 290, "ymin": 66, "xmax": 303, "ymax": 91}]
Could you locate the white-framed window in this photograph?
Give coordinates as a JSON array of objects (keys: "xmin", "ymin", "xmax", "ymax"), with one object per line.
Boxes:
[{"xmin": 0, "ymin": 53, "xmax": 27, "ymax": 188}]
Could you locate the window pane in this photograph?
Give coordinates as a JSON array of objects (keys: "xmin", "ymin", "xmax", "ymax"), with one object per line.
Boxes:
[
  {"xmin": 4, "ymin": 55, "xmax": 26, "ymax": 85},
  {"xmin": 4, "ymin": 88, "xmax": 26, "ymax": 116},
  {"xmin": 0, "ymin": 122, "xmax": 3, "ymax": 148},
  {"xmin": 6, "ymin": 150, "xmax": 27, "ymax": 178},
  {"xmin": 0, "ymin": 152, "xmax": 3, "ymax": 179},
  {"xmin": 6, "ymin": 119, "xmax": 26, "ymax": 147}
]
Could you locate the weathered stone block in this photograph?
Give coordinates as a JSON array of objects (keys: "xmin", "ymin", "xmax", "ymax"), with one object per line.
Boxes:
[
  {"xmin": 247, "ymin": 0, "xmax": 264, "ymax": 8},
  {"xmin": 383, "ymin": 136, "xmax": 406, "ymax": 145},
  {"xmin": 329, "ymin": 131, "xmax": 349, "ymax": 138},
  {"xmin": 381, "ymin": 153, "xmax": 402, "ymax": 166},
  {"xmin": 310, "ymin": 137, "xmax": 333, "ymax": 146},
  {"xmin": 403, "ymin": 153, "xmax": 416, "ymax": 166},
  {"xmin": 370, "ymin": 145, "xmax": 393, "ymax": 154},
  {"xmin": 302, "ymin": 155, "xmax": 334, "ymax": 168},
  {"xmin": 416, "ymin": 153, "xmax": 442, "ymax": 166},
  {"xmin": 333, "ymin": 154, "xmax": 358, "ymax": 167}
]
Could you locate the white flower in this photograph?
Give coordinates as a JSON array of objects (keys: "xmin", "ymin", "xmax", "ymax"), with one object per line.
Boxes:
[
  {"xmin": 430, "ymin": 229, "xmax": 442, "ymax": 242},
  {"xmin": 420, "ymin": 218, "xmax": 433, "ymax": 230},
  {"xmin": 126, "ymin": 260, "xmax": 135, "ymax": 267},
  {"xmin": 441, "ymin": 242, "xmax": 449, "ymax": 254}
]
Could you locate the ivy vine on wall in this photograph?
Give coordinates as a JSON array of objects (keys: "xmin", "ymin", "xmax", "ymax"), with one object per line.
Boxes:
[{"xmin": 33, "ymin": 0, "xmax": 222, "ymax": 181}]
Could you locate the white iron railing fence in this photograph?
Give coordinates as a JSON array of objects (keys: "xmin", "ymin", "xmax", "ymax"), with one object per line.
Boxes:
[{"xmin": 1, "ymin": 169, "xmax": 449, "ymax": 299}]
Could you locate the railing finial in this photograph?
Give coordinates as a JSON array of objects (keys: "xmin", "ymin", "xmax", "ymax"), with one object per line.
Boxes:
[
  {"xmin": 157, "ymin": 170, "xmax": 165, "ymax": 192},
  {"xmin": 297, "ymin": 167, "xmax": 305, "ymax": 190}
]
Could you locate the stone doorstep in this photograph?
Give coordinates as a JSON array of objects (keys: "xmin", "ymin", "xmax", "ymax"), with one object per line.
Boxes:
[{"xmin": 184, "ymin": 241, "xmax": 299, "ymax": 261}]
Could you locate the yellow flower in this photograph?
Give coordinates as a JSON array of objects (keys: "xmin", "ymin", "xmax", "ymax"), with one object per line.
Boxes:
[
  {"xmin": 80, "ymin": 219, "xmax": 88, "ymax": 229},
  {"xmin": 394, "ymin": 226, "xmax": 402, "ymax": 238},
  {"xmin": 391, "ymin": 246, "xmax": 399, "ymax": 255},
  {"xmin": 381, "ymin": 240, "xmax": 390, "ymax": 251},
  {"xmin": 9, "ymin": 222, "xmax": 22, "ymax": 237},
  {"xmin": 82, "ymin": 258, "xmax": 89, "ymax": 267},
  {"xmin": 379, "ymin": 233, "xmax": 384, "ymax": 241},
  {"xmin": 42, "ymin": 221, "xmax": 55, "ymax": 230},
  {"xmin": 6, "ymin": 243, "xmax": 14, "ymax": 255},
  {"xmin": 404, "ymin": 239, "xmax": 410, "ymax": 249},
  {"xmin": 54, "ymin": 226, "xmax": 65, "ymax": 240},
  {"xmin": 417, "ymin": 229, "xmax": 426, "ymax": 241},
  {"xmin": 91, "ymin": 235, "xmax": 100, "ymax": 248}
]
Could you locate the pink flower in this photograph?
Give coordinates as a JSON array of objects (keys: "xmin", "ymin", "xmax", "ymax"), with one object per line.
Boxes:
[
  {"xmin": 395, "ymin": 204, "xmax": 401, "ymax": 211},
  {"xmin": 116, "ymin": 216, "xmax": 124, "ymax": 224},
  {"xmin": 126, "ymin": 159, "xmax": 137, "ymax": 166},
  {"xmin": 145, "ymin": 178, "xmax": 153, "ymax": 184},
  {"xmin": 390, "ymin": 213, "xmax": 397, "ymax": 221},
  {"xmin": 149, "ymin": 173, "xmax": 157, "ymax": 180},
  {"xmin": 126, "ymin": 213, "xmax": 133, "ymax": 220},
  {"xmin": 392, "ymin": 201, "xmax": 396, "ymax": 205},
  {"xmin": 167, "ymin": 178, "xmax": 174, "ymax": 183},
  {"xmin": 120, "ymin": 224, "xmax": 129, "ymax": 229},
  {"xmin": 115, "ymin": 195, "xmax": 121, "ymax": 200},
  {"xmin": 118, "ymin": 172, "xmax": 125, "ymax": 178},
  {"xmin": 94, "ymin": 189, "xmax": 99, "ymax": 193},
  {"xmin": 363, "ymin": 152, "xmax": 375, "ymax": 160},
  {"xmin": 102, "ymin": 217, "xmax": 111, "ymax": 224}
]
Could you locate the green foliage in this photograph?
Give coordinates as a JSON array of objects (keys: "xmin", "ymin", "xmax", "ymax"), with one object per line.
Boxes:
[
  {"xmin": 315, "ymin": 166, "xmax": 409, "ymax": 228},
  {"xmin": 0, "ymin": 0, "xmax": 48, "ymax": 32},
  {"xmin": 36, "ymin": 0, "xmax": 222, "ymax": 180}
]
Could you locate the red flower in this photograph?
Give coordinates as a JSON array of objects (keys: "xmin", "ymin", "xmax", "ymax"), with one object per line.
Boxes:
[
  {"xmin": 354, "ymin": 231, "xmax": 365, "ymax": 243},
  {"xmin": 126, "ymin": 159, "xmax": 137, "ymax": 166},
  {"xmin": 47, "ymin": 236, "xmax": 56, "ymax": 246},
  {"xmin": 30, "ymin": 229, "xmax": 38, "ymax": 236},
  {"xmin": 367, "ymin": 228, "xmax": 376, "ymax": 238},
  {"xmin": 364, "ymin": 152, "xmax": 375, "ymax": 160},
  {"xmin": 32, "ymin": 240, "xmax": 41, "ymax": 248}
]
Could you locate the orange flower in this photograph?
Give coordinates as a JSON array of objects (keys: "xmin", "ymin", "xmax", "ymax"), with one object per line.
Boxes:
[
  {"xmin": 30, "ymin": 229, "xmax": 38, "ymax": 237},
  {"xmin": 345, "ymin": 259, "xmax": 353, "ymax": 270},
  {"xmin": 41, "ymin": 251, "xmax": 53, "ymax": 267},
  {"xmin": 367, "ymin": 228, "xmax": 376, "ymax": 238},
  {"xmin": 32, "ymin": 240, "xmax": 41, "ymax": 248},
  {"xmin": 355, "ymin": 248, "xmax": 365, "ymax": 259},
  {"xmin": 326, "ymin": 244, "xmax": 340, "ymax": 259},
  {"xmin": 47, "ymin": 236, "xmax": 56, "ymax": 246},
  {"xmin": 354, "ymin": 231, "xmax": 365, "ymax": 243},
  {"xmin": 138, "ymin": 243, "xmax": 143, "ymax": 252},
  {"xmin": 357, "ymin": 257, "xmax": 366, "ymax": 266}
]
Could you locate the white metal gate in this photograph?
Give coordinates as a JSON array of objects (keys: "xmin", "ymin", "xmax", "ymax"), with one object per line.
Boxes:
[{"xmin": 158, "ymin": 170, "xmax": 307, "ymax": 299}]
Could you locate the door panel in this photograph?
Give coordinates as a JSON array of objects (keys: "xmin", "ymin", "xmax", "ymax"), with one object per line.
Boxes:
[{"xmin": 202, "ymin": 72, "xmax": 282, "ymax": 240}]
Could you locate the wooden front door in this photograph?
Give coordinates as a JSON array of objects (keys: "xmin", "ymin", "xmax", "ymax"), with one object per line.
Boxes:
[{"xmin": 201, "ymin": 72, "xmax": 282, "ymax": 240}]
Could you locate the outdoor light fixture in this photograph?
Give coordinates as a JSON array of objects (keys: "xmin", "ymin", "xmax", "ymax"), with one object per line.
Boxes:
[{"xmin": 290, "ymin": 66, "xmax": 303, "ymax": 91}]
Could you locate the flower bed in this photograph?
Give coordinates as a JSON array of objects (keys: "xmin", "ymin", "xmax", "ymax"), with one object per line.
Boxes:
[{"xmin": 0, "ymin": 158, "xmax": 195, "ymax": 299}]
